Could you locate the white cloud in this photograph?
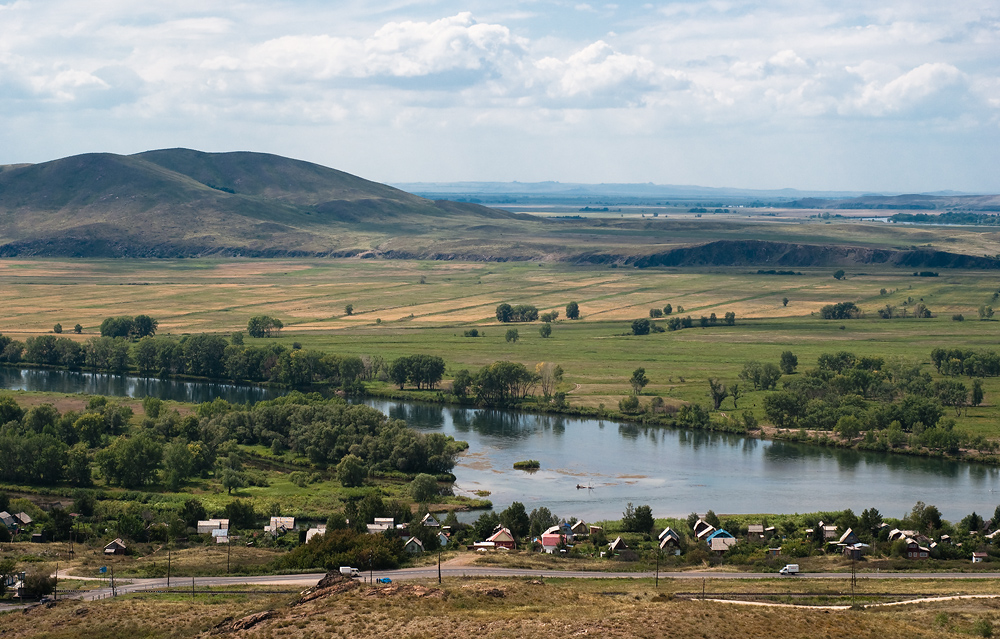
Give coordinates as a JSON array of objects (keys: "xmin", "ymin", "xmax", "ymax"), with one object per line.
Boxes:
[
  {"xmin": 0, "ymin": 0, "xmax": 996, "ymax": 190},
  {"xmin": 850, "ymin": 62, "xmax": 967, "ymax": 115}
]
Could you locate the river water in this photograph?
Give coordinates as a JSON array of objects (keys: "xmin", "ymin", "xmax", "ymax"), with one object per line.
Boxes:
[{"xmin": 2, "ymin": 367, "xmax": 998, "ymax": 521}]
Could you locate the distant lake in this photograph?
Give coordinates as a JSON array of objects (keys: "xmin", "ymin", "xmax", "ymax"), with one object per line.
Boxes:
[{"xmin": 2, "ymin": 366, "xmax": 997, "ymax": 521}]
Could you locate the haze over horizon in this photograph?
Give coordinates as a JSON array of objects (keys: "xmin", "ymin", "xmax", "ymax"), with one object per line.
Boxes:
[{"xmin": 1, "ymin": 1, "xmax": 997, "ymax": 193}]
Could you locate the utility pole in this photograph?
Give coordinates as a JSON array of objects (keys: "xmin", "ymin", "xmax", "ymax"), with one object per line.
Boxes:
[
  {"xmin": 655, "ymin": 550, "xmax": 660, "ymax": 589},
  {"xmin": 54, "ymin": 560, "xmax": 58, "ymax": 601},
  {"xmin": 438, "ymin": 547, "xmax": 442, "ymax": 585},
  {"xmin": 227, "ymin": 535, "xmax": 231, "ymax": 574},
  {"xmin": 167, "ymin": 547, "xmax": 171, "ymax": 588},
  {"xmin": 110, "ymin": 566, "xmax": 117, "ymax": 597}
]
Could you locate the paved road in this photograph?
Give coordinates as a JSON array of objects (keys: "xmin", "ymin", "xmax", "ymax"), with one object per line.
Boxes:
[{"xmin": 66, "ymin": 567, "xmax": 1000, "ymax": 601}]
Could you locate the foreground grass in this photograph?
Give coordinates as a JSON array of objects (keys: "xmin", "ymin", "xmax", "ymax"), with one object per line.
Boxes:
[{"xmin": 6, "ymin": 576, "xmax": 1000, "ymax": 639}]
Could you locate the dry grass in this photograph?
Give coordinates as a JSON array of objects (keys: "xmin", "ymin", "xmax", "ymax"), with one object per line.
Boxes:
[{"xmin": 8, "ymin": 577, "xmax": 999, "ymax": 638}]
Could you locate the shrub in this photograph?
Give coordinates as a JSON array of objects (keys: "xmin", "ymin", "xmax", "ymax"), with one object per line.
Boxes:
[{"xmin": 619, "ymin": 395, "xmax": 641, "ymax": 414}]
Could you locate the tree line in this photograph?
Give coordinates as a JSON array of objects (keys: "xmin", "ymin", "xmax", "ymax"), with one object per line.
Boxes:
[{"xmin": 0, "ymin": 391, "xmax": 466, "ymax": 493}]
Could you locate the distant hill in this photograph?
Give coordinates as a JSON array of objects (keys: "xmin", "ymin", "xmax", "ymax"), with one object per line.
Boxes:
[
  {"xmin": 0, "ymin": 149, "xmax": 521, "ymax": 257},
  {"xmin": 1, "ymin": 149, "xmax": 999, "ymax": 269}
]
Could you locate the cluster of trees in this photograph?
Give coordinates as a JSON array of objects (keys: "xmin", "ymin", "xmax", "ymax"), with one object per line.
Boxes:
[
  {"xmin": 495, "ymin": 304, "xmax": 539, "ymax": 322},
  {"xmin": 648, "ymin": 304, "xmax": 673, "ymax": 318},
  {"xmin": 452, "ymin": 361, "xmax": 539, "ymax": 407},
  {"xmin": 247, "ymin": 315, "xmax": 283, "ymax": 338},
  {"xmin": 819, "ymin": 302, "xmax": 860, "ymax": 319},
  {"xmin": 388, "ymin": 355, "xmax": 446, "ymax": 390},
  {"xmin": 0, "ymin": 395, "xmax": 136, "ymax": 486},
  {"xmin": 0, "ymin": 390, "xmax": 466, "ymax": 494},
  {"xmin": 932, "ymin": 348, "xmax": 1000, "ymax": 378},
  {"xmin": 205, "ymin": 394, "xmax": 466, "ymax": 474},
  {"xmin": 99, "ymin": 315, "xmax": 158, "ymax": 340},
  {"xmin": 757, "ymin": 351, "xmax": 993, "ymax": 454}
]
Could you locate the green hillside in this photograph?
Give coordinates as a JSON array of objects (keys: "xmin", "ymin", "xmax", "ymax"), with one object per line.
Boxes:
[{"xmin": 0, "ymin": 149, "xmax": 523, "ymax": 257}]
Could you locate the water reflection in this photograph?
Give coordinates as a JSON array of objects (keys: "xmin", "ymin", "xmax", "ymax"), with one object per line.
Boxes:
[{"xmin": 0, "ymin": 367, "xmax": 280, "ymax": 405}]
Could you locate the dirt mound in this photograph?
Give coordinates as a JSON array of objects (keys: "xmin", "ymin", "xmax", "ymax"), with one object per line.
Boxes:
[{"xmin": 296, "ymin": 572, "xmax": 361, "ymax": 605}]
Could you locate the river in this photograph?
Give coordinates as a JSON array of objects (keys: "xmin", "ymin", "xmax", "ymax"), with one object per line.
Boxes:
[{"xmin": 2, "ymin": 367, "xmax": 998, "ymax": 521}]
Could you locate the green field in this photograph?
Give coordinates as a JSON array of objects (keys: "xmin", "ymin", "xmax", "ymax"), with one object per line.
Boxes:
[{"xmin": 3, "ymin": 258, "xmax": 999, "ymax": 439}]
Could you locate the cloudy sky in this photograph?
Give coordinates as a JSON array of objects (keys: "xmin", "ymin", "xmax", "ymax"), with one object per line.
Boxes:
[{"xmin": 1, "ymin": 0, "xmax": 997, "ymax": 191}]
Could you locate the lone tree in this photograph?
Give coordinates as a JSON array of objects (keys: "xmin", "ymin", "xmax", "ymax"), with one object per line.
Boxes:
[
  {"xmin": 344, "ymin": 304, "xmax": 354, "ymax": 316},
  {"xmin": 708, "ymin": 378, "xmax": 728, "ymax": 410},
  {"xmin": 630, "ymin": 367, "xmax": 649, "ymax": 395},
  {"xmin": 336, "ymin": 454, "xmax": 366, "ymax": 488},
  {"xmin": 53, "ymin": 323, "xmax": 62, "ymax": 334},
  {"xmin": 729, "ymin": 383, "xmax": 742, "ymax": 409},
  {"xmin": 73, "ymin": 324, "xmax": 83, "ymax": 334},
  {"xmin": 539, "ymin": 323, "xmax": 552, "ymax": 338},
  {"xmin": 779, "ymin": 350, "xmax": 798, "ymax": 375},
  {"xmin": 565, "ymin": 301, "xmax": 580, "ymax": 320},
  {"xmin": 410, "ymin": 473, "xmax": 439, "ymax": 503},
  {"xmin": 505, "ymin": 328, "xmax": 520, "ymax": 344},
  {"xmin": 833, "ymin": 269, "xmax": 846, "ymax": 280},
  {"xmin": 782, "ymin": 297, "xmax": 789, "ymax": 307},
  {"xmin": 631, "ymin": 318, "xmax": 651, "ymax": 335}
]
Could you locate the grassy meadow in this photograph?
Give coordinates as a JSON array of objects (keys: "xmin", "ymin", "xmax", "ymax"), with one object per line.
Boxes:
[{"xmin": 3, "ymin": 258, "xmax": 1000, "ymax": 439}]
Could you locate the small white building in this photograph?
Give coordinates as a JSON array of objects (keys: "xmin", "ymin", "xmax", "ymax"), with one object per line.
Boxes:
[
  {"xmin": 367, "ymin": 517, "xmax": 395, "ymax": 534},
  {"xmin": 305, "ymin": 527, "xmax": 326, "ymax": 543}
]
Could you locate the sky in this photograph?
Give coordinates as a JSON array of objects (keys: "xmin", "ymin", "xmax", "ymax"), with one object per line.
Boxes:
[{"xmin": 0, "ymin": 0, "xmax": 998, "ymax": 192}]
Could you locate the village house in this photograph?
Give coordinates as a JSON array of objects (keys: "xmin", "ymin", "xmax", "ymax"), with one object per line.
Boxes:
[
  {"xmin": 264, "ymin": 516, "xmax": 295, "ymax": 537},
  {"xmin": 571, "ymin": 521, "xmax": 589, "ymax": 538},
  {"xmin": 747, "ymin": 524, "xmax": 765, "ymax": 540},
  {"xmin": 608, "ymin": 536, "xmax": 628, "ymax": 554},
  {"xmin": 437, "ymin": 531, "xmax": 450, "ymax": 548},
  {"xmin": 706, "ymin": 529, "xmax": 737, "ymax": 554},
  {"xmin": 904, "ymin": 537, "xmax": 930, "ymax": 559},
  {"xmin": 693, "ymin": 520, "xmax": 716, "ymax": 541},
  {"xmin": 403, "ymin": 537, "xmax": 424, "ymax": 554},
  {"xmin": 196, "ymin": 519, "xmax": 229, "ymax": 535},
  {"xmin": 103, "ymin": 538, "xmax": 127, "ymax": 555},
  {"xmin": 838, "ymin": 528, "xmax": 859, "ymax": 545},
  {"xmin": 213, "ymin": 528, "xmax": 230, "ymax": 544},
  {"xmin": 589, "ymin": 525, "xmax": 603, "ymax": 536},
  {"xmin": 487, "ymin": 527, "xmax": 516, "ymax": 550},
  {"xmin": 972, "ymin": 552, "xmax": 989, "ymax": 563},
  {"xmin": 0, "ymin": 512, "xmax": 17, "ymax": 530},
  {"xmin": 420, "ymin": 513, "xmax": 440, "ymax": 528},
  {"xmin": 541, "ymin": 525, "xmax": 566, "ymax": 554},
  {"xmin": 658, "ymin": 527, "xmax": 681, "ymax": 555},
  {"xmin": 816, "ymin": 521, "xmax": 839, "ymax": 540}
]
